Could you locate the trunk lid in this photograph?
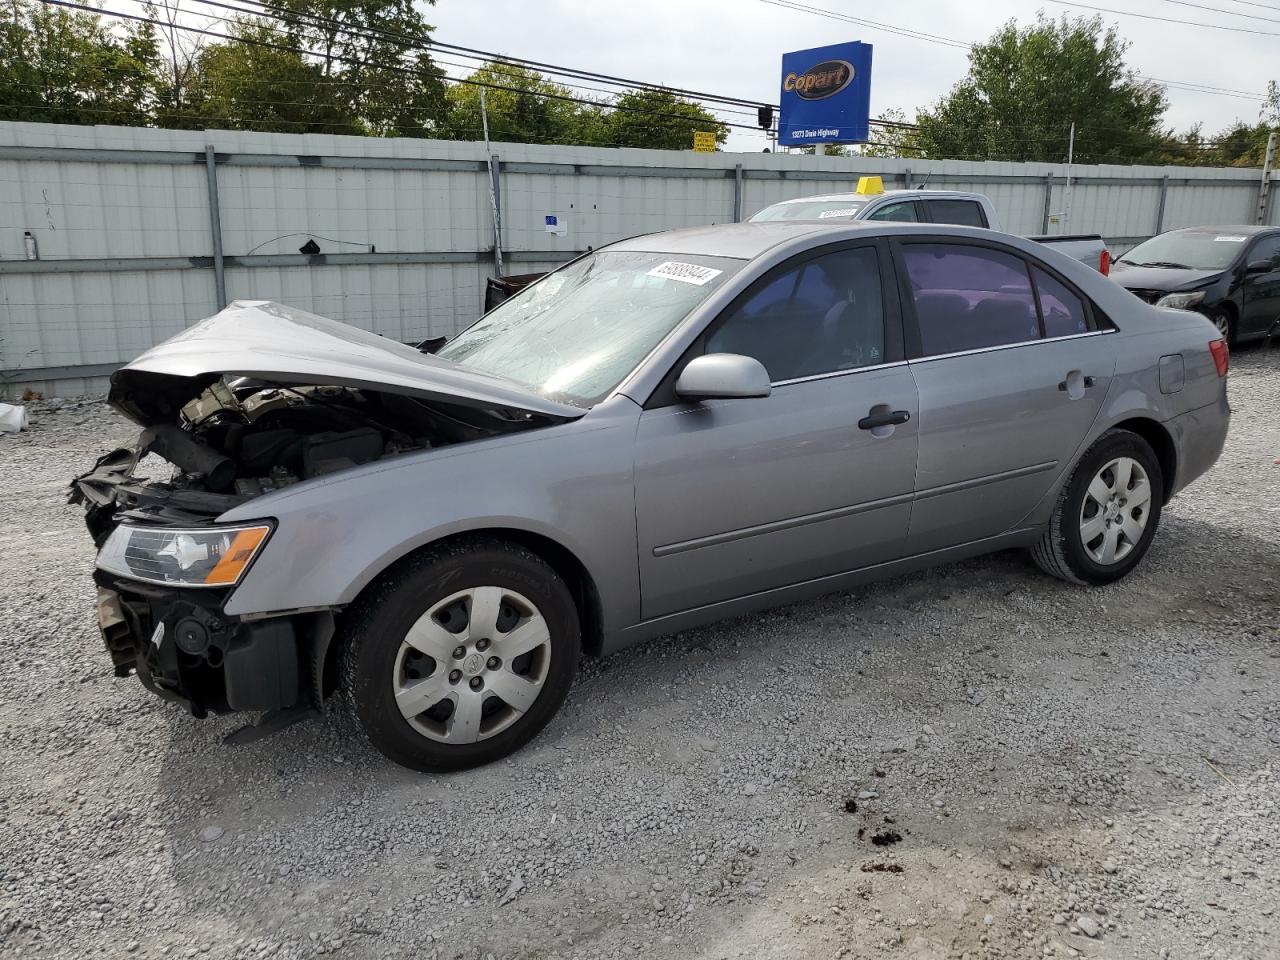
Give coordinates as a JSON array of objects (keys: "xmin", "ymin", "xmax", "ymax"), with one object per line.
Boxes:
[{"xmin": 109, "ymin": 301, "xmax": 585, "ymax": 425}]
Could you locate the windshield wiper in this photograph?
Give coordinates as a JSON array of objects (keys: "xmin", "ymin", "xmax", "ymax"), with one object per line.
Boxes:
[{"xmin": 1136, "ymin": 260, "xmax": 1194, "ymax": 269}]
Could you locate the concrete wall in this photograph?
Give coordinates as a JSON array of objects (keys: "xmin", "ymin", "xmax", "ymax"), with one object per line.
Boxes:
[{"xmin": 1, "ymin": 121, "xmax": 1274, "ymax": 396}]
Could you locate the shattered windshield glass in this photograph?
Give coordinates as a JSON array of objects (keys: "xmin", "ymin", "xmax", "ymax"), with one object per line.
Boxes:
[{"xmin": 437, "ymin": 250, "xmax": 743, "ymax": 406}]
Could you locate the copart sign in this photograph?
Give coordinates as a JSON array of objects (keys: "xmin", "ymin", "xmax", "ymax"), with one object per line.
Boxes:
[{"xmin": 778, "ymin": 41, "xmax": 873, "ymax": 146}]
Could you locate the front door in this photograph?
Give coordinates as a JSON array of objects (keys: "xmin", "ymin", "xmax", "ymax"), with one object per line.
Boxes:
[
  {"xmin": 896, "ymin": 239, "xmax": 1115, "ymax": 555},
  {"xmin": 633, "ymin": 242, "xmax": 920, "ymax": 620},
  {"xmin": 1241, "ymin": 234, "xmax": 1280, "ymax": 339}
]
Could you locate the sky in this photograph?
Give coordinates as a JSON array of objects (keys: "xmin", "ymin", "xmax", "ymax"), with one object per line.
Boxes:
[{"xmin": 422, "ymin": 0, "xmax": 1278, "ymax": 153}]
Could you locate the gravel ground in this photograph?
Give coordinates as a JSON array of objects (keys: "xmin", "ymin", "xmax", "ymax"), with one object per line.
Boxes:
[{"xmin": 2, "ymin": 350, "xmax": 1278, "ymax": 960}]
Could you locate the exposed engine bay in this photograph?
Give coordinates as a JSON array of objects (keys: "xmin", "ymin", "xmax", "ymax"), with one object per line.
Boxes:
[{"xmin": 71, "ymin": 374, "xmax": 556, "ymax": 545}]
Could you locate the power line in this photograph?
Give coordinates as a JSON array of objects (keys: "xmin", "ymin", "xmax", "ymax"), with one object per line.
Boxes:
[
  {"xmin": 36, "ymin": 0, "xmax": 775, "ymax": 135},
  {"xmin": 149, "ymin": 0, "xmax": 768, "ymax": 122},
  {"xmin": 1151, "ymin": 0, "xmax": 1280, "ymax": 22},
  {"xmin": 199, "ymin": 0, "xmax": 778, "ymax": 113},
  {"xmin": 750, "ymin": 0, "xmax": 1270, "ymax": 100},
  {"xmin": 754, "ymin": 0, "xmax": 971, "ymax": 49},
  {"xmin": 1042, "ymin": 0, "xmax": 1280, "ymax": 35},
  {"xmin": 27, "ymin": 0, "xmax": 1267, "ymax": 160}
]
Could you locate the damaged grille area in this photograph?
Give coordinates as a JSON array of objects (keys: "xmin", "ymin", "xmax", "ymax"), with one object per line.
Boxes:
[{"xmin": 71, "ymin": 376, "xmax": 556, "ymax": 540}]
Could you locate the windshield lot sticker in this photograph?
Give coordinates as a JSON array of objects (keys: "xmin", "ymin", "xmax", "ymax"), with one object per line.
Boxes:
[
  {"xmin": 1214, "ymin": 235, "xmax": 1246, "ymax": 242},
  {"xmin": 818, "ymin": 208, "xmax": 862, "ymax": 218},
  {"xmin": 647, "ymin": 261, "xmax": 723, "ymax": 285}
]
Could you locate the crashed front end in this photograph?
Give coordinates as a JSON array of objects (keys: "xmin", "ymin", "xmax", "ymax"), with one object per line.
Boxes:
[
  {"xmin": 72, "ymin": 301, "xmax": 579, "ymax": 725},
  {"xmin": 73, "ymin": 378, "xmax": 412, "ymax": 719}
]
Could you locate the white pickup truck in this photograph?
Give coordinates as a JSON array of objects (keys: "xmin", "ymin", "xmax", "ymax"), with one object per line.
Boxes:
[{"xmin": 749, "ymin": 189, "xmax": 1111, "ymax": 274}]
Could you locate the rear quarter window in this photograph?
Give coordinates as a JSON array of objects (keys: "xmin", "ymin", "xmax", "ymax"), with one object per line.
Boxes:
[
  {"xmin": 923, "ymin": 199, "xmax": 987, "ymax": 228},
  {"xmin": 1032, "ymin": 266, "xmax": 1090, "ymax": 337}
]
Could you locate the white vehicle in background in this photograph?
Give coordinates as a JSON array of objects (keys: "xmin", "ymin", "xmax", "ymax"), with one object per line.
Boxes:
[{"xmin": 749, "ymin": 185, "xmax": 1112, "ymax": 274}]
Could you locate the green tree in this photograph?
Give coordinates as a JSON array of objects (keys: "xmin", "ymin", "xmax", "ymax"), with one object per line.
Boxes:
[
  {"xmin": 0, "ymin": 0, "xmax": 156, "ymax": 126},
  {"xmin": 267, "ymin": 0, "xmax": 445, "ymax": 136},
  {"xmin": 914, "ymin": 15, "xmax": 1168, "ymax": 164},
  {"xmin": 1213, "ymin": 80, "xmax": 1278, "ymax": 167},
  {"xmin": 183, "ymin": 20, "xmax": 360, "ymax": 133},
  {"xmin": 600, "ymin": 88, "xmax": 727, "ymax": 150},
  {"xmin": 442, "ymin": 61, "xmax": 592, "ymax": 144},
  {"xmin": 857, "ymin": 108, "xmax": 922, "ymax": 158}
]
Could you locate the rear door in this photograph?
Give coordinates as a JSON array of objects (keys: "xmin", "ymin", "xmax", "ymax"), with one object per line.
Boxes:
[
  {"xmin": 1241, "ymin": 233, "xmax": 1280, "ymax": 339},
  {"xmin": 894, "ymin": 238, "xmax": 1116, "ymax": 555},
  {"xmin": 632, "ymin": 240, "xmax": 919, "ymax": 619}
]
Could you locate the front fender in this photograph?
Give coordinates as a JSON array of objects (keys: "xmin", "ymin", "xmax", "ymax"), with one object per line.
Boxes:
[{"xmin": 218, "ymin": 399, "xmax": 643, "ymax": 635}]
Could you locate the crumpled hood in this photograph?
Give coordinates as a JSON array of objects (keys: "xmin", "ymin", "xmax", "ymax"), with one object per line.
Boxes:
[
  {"xmin": 109, "ymin": 300, "xmax": 585, "ymax": 426},
  {"xmin": 1111, "ymin": 263, "xmax": 1224, "ymax": 293}
]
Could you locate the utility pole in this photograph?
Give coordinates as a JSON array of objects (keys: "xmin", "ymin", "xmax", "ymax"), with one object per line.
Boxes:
[
  {"xmin": 1063, "ymin": 121, "xmax": 1075, "ymax": 235},
  {"xmin": 1257, "ymin": 130, "xmax": 1276, "ymax": 226},
  {"xmin": 480, "ymin": 88, "xmax": 503, "ymax": 278}
]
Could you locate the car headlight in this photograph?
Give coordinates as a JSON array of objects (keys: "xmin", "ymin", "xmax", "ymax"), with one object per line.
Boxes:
[
  {"xmin": 96, "ymin": 523, "xmax": 272, "ymax": 587},
  {"xmin": 1155, "ymin": 290, "xmax": 1206, "ymax": 309}
]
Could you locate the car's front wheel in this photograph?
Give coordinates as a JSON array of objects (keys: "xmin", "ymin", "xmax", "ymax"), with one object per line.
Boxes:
[
  {"xmin": 1031, "ymin": 429, "xmax": 1165, "ymax": 585},
  {"xmin": 341, "ymin": 538, "xmax": 580, "ymax": 772},
  {"xmin": 1207, "ymin": 308, "xmax": 1234, "ymax": 346}
]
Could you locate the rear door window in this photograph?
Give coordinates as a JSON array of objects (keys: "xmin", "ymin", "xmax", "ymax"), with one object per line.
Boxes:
[
  {"xmin": 866, "ymin": 201, "xmax": 919, "ymax": 223},
  {"xmin": 922, "ymin": 199, "xmax": 987, "ymax": 227},
  {"xmin": 706, "ymin": 246, "xmax": 886, "ymax": 381},
  {"xmin": 901, "ymin": 243, "xmax": 1041, "ymax": 356},
  {"xmin": 1032, "ymin": 266, "xmax": 1090, "ymax": 337}
]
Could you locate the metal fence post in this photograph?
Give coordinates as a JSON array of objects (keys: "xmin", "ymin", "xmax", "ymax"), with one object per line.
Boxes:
[
  {"xmin": 1155, "ymin": 175, "xmax": 1169, "ymax": 235},
  {"xmin": 1257, "ymin": 131, "xmax": 1276, "ymax": 226},
  {"xmin": 490, "ymin": 153, "xmax": 503, "ymax": 277},
  {"xmin": 1041, "ymin": 173, "xmax": 1053, "ymax": 233},
  {"xmin": 204, "ymin": 145, "xmax": 227, "ymax": 311},
  {"xmin": 733, "ymin": 164, "xmax": 744, "ymax": 222}
]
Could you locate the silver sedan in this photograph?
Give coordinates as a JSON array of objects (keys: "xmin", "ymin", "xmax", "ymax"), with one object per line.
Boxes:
[{"xmin": 77, "ymin": 221, "xmax": 1230, "ymax": 771}]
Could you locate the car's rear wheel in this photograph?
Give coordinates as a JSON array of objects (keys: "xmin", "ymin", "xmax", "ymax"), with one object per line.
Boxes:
[
  {"xmin": 1031, "ymin": 429, "xmax": 1164, "ymax": 585},
  {"xmin": 340, "ymin": 539, "xmax": 579, "ymax": 772}
]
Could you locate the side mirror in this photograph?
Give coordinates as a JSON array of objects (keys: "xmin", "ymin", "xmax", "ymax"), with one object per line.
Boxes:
[
  {"xmin": 1245, "ymin": 259, "xmax": 1274, "ymax": 275},
  {"xmin": 674, "ymin": 354, "xmax": 771, "ymax": 401}
]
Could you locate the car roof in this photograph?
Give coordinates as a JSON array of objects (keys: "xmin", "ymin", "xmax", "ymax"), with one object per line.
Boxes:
[
  {"xmin": 769, "ymin": 189, "xmax": 984, "ymax": 204},
  {"xmin": 608, "ymin": 219, "xmax": 1015, "ymax": 260},
  {"xmin": 608, "ymin": 221, "xmax": 857, "ymax": 259},
  {"xmin": 1165, "ymin": 225, "xmax": 1277, "ymax": 236}
]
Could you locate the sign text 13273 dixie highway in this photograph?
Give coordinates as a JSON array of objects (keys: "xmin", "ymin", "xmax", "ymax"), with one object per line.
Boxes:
[{"xmin": 778, "ymin": 41, "xmax": 873, "ymax": 146}]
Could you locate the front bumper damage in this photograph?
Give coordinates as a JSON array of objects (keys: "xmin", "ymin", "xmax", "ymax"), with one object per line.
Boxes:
[{"xmin": 95, "ymin": 570, "xmax": 335, "ymax": 720}]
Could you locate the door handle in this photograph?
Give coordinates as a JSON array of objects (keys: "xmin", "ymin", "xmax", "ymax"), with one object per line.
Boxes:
[
  {"xmin": 858, "ymin": 409, "xmax": 911, "ymax": 430},
  {"xmin": 1057, "ymin": 374, "xmax": 1096, "ymax": 391}
]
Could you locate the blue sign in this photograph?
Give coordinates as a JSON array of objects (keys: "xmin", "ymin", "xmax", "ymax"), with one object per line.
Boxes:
[{"xmin": 778, "ymin": 41, "xmax": 873, "ymax": 146}]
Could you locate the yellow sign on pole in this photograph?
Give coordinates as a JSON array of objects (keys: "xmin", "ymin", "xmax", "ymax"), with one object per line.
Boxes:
[{"xmin": 692, "ymin": 131, "xmax": 717, "ymax": 152}]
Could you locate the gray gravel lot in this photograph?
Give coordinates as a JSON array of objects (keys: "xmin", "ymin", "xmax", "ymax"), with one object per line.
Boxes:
[{"xmin": 2, "ymin": 350, "xmax": 1278, "ymax": 960}]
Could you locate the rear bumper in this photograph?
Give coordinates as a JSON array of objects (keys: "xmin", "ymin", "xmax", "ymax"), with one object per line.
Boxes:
[
  {"xmin": 1167, "ymin": 393, "xmax": 1230, "ymax": 498},
  {"xmin": 94, "ymin": 572, "xmax": 334, "ymax": 717}
]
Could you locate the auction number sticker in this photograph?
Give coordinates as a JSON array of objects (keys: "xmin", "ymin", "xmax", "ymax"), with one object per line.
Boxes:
[
  {"xmin": 646, "ymin": 261, "xmax": 723, "ymax": 285},
  {"xmin": 1214, "ymin": 235, "xmax": 1246, "ymax": 242},
  {"xmin": 818, "ymin": 208, "xmax": 861, "ymax": 219}
]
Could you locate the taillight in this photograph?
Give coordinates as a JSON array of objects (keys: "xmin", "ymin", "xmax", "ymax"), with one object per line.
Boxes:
[
  {"xmin": 1209, "ymin": 339, "xmax": 1229, "ymax": 377},
  {"xmin": 1099, "ymin": 249, "xmax": 1111, "ymax": 276}
]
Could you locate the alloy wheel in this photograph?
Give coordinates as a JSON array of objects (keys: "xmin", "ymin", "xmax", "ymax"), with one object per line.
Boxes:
[
  {"xmin": 392, "ymin": 586, "xmax": 551, "ymax": 743},
  {"xmin": 1078, "ymin": 456, "xmax": 1152, "ymax": 565}
]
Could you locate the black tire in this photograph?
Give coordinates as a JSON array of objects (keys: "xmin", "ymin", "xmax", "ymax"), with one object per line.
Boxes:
[
  {"xmin": 1207, "ymin": 308, "xmax": 1235, "ymax": 346},
  {"xmin": 1030, "ymin": 429, "xmax": 1164, "ymax": 586},
  {"xmin": 340, "ymin": 537, "xmax": 580, "ymax": 772}
]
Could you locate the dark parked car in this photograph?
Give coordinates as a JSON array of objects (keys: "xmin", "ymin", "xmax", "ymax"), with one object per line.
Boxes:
[{"xmin": 1112, "ymin": 225, "xmax": 1280, "ymax": 344}]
